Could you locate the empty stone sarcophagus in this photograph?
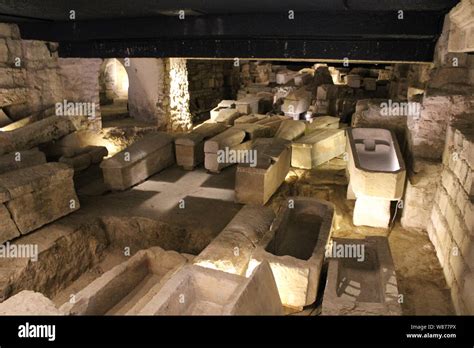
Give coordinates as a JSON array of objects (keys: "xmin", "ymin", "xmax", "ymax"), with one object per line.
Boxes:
[
  {"xmin": 346, "ymin": 128, "xmax": 406, "ymax": 228},
  {"xmin": 322, "ymin": 236, "xmax": 402, "ymax": 315},
  {"xmin": 248, "ymin": 197, "xmax": 334, "ymax": 309},
  {"xmin": 139, "ymin": 262, "xmax": 283, "ymax": 315},
  {"xmin": 60, "ymin": 247, "xmax": 190, "ymax": 315},
  {"xmin": 235, "ymin": 137, "xmax": 291, "ymax": 205},
  {"xmin": 100, "ymin": 132, "xmax": 175, "ymax": 191},
  {"xmin": 174, "ymin": 122, "xmax": 228, "ymax": 170}
]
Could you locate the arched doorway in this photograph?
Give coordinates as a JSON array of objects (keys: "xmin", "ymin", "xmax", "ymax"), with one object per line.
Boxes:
[{"xmin": 99, "ymin": 58, "xmax": 130, "ymax": 126}]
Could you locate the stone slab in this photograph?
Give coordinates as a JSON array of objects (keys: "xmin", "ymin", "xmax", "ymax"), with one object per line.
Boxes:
[
  {"xmin": 274, "ymin": 119, "xmax": 306, "ymax": 141},
  {"xmin": 353, "ymin": 196, "xmax": 391, "ymax": 228},
  {"xmin": 0, "ymin": 148, "xmax": 46, "ymax": 175}
]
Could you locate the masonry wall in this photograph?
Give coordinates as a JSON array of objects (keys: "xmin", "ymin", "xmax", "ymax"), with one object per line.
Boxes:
[
  {"xmin": 0, "ymin": 23, "xmax": 62, "ymax": 129},
  {"xmin": 426, "ymin": 116, "xmax": 474, "ymax": 314},
  {"xmin": 187, "ymin": 59, "xmax": 239, "ymax": 122}
]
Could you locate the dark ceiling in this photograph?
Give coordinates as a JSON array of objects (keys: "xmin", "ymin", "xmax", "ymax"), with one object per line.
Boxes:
[{"xmin": 0, "ymin": 0, "xmax": 460, "ymax": 62}]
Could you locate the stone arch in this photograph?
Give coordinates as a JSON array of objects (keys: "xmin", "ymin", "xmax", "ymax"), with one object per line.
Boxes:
[{"xmin": 98, "ymin": 58, "xmax": 129, "ymax": 105}]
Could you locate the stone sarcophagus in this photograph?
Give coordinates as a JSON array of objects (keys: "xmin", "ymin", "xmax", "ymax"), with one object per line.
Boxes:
[
  {"xmin": 100, "ymin": 132, "xmax": 175, "ymax": 190},
  {"xmin": 174, "ymin": 122, "xmax": 227, "ymax": 170},
  {"xmin": 0, "ymin": 162, "xmax": 80, "ymax": 241},
  {"xmin": 138, "ymin": 262, "xmax": 283, "ymax": 315},
  {"xmin": 248, "ymin": 197, "xmax": 334, "ymax": 309},
  {"xmin": 193, "ymin": 205, "xmax": 275, "ymax": 275},
  {"xmin": 346, "ymin": 128, "xmax": 406, "ymax": 228},
  {"xmin": 60, "ymin": 247, "xmax": 190, "ymax": 315},
  {"xmin": 322, "ymin": 236, "xmax": 402, "ymax": 315},
  {"xmin": 291, "ymin": 128, "xmax": 346, "ymax": 169},
  {"xmin": 235, "ymin": 137, "xmax": 291, "ymax": 205}
]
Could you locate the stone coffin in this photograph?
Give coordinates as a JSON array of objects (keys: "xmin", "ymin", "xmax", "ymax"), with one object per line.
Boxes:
[
  {"xmin": 60, "ymin": 247, "xmax": 190, "ymax": 315},
  {"xmin": 0, "ymin": 163, "xmax": 79, "ymax": 240},
  {"xmin": 100, "ymin": 132, "xmax": 174, "ymax": 190},
  {"xmin": 346, "ymin": 128, "xmax": 406, "ymax": 200},
  {"xmin": 274, "ymin": 119, "xmax": 306, "ymax": 141},
  {"xmin": 0, "ymin": 291, "xmax": 63, "ymax": 315},
  {"xmin": 249, "ymin": 197, "xmax": 334, "ymax": 309},
  {"xmin": 209, "ymin": 100, "xmax": 236, "ymax": 120},
  {"xmin": 204, "ymin": 127, "xmax": 251, "ymax": 173},
  {"xmin": 193, "ymin": 205, "xmax": 275, "ymax": 275},
  {"xmin": 0, "ymin": 147, "xmax": 46, "ymax": 175},
  {"xmin": 291, "ymin": 129, "xmax": 346, "ymax": 169},
  {"xmin": 175, "ymin": 122, "xmax": 227, "ymax": 170},
  {"xmin": 214, "ymin": 108, "xmax": 241, "ymax": 126},
  {"xmin": 235, "ymin": 138, "xmax": 291, "ymax": 205},
  {"xmin": 234, "ymin": 114, "xmax": 267, "ymax": 124},
  {"xmin": 304, "ymin": 116, "xmax": 340, "ymax": 135},
  {"xmin": 322, "ymin": 237, "xmax": 402, "ymax": 315},
  {"xmin": 139, "ymin": 262, "xmax": 283, "ymax": 315},
  {"xmin": 235, "ymin": 95, "xmax": 261, "ymax": 114},
  {"xmin": 281, "ymin": 88, "xmax": 312, "ymax": 119},
  {"xmin": 59, "ymin": 146, "xmax": 108, "ymax": 172}
]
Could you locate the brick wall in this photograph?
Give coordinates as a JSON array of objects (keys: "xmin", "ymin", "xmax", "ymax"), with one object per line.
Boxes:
[{"xmin": 426, "ymin": 115, "xmax": 474, "ymax": 314}]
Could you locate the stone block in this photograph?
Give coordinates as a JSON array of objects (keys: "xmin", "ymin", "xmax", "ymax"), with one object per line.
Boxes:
[
  {"xmin": 59, "ymin": 152, "xmax": 92, "ymax": 172},
  {"xmin": 100, "ymin": 132, "xmax": 175, "ymax": 191},
  {"xmin": 0, "ymin": 203, "xmax": 20, "ymax": 244},
  {"xmin": 463, "ymin": 272, "xmax": 474, "ymax": 314},
  {"xmin": 291, "ymin": 129, "xmax": 346, "ymax": 169},
  {"xmin": 345, "ymin": 74, "xmax": 361, "ymax": 88},
  {"xmin": 353, "ymin": 196, "xmax": 392, "ymax": 228},
  {"xmin": 214, "ymin": 108, "xmax": 241, "ymax": 126},
  {"xmin": 304, "ymin": 115, "xmax": 340, "ymax": 135},
  {"xmin": 0, "ymin": 148, "xmax": 46, "ymax": 175},
  {"xmin": 363, "ymin": 78, "xmax": 377, "ymax": 91},
  {"xmin": 276, "ymin": 69, "xmax": 297, "ymax": 84},
  {"xmin": 235, "ymin": 95, "xmax": 260, "ymax": 114},
  {"xmin": 249, "ymin": 197, "xmax": 333, "ymax": 309}
]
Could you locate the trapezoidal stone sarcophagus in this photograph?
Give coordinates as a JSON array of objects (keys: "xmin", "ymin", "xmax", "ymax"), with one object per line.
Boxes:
[
  {"xmin": 138, "ymin": 262, "xmax": 283, "ymax": 315},
  {"xmin": 346, "ymin": 127, "xmax": 406, "ymax": 228},
  {"xmin": 248, "ymin": 197, "xmax": 334, "ymax": 309},
  {"xmin": 100, "ymin": 132, "xmax": 175, "ymax": 191},
  {"xmin": 322, "ymin": 236, "xmax": 402, "ymax": 315},
  {"xmin": 60, "ymin": 247, "xmax": 191, "ymax": 315}
]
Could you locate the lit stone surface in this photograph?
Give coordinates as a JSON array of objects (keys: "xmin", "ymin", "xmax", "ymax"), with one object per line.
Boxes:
[
  {"xmin": 193, "ymin": 205, "xmax": 275, "ymax": 275},
  {"xmin": 322, "ymin": 237, "xmax": 402, "ymax": 315},
  {"xmin": 274, "ymin": 119, "xmax": 306, "ymax": 141},
  {"xmin": 100, "ymin": 132, "xmax": 175, "ymax": 190},
  {"xmin": 0, "ymin": 290, "xmax": 63, "ymax": 315},
  {"xmin": 291, "ymin": 128, "xmax": 346, "ymax": 169},
  {"xmin": 249, "ymin": 197, "xmax": 334, "ymax": 309},
  {"xmin": 304, "ymin": 115, "xmax": 340, "ymax": 135},
  {"xmin": 0, "ymin": 203, "xmax": 20, "ymax": 244},
  {"xmin": 140, "ymin": 262, "xmax": 283, "ymax": 315},
  {"xmin": 353, "ymin": 196, "xmax": 391, "ymax": 228}
]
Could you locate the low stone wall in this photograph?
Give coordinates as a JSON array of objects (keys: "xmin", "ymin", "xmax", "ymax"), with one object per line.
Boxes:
[{"xmin": 426, "ymin": 116, "xmax": 473, "ymax": 314}]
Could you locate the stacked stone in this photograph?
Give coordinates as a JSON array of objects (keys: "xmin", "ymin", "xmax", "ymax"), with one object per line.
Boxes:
[
  {"xmin": 0, "ymin": 23, "xmax": 62, "ymax": 129},
  {"xmin": 187, "ymin": 60, "xmax": 239, "ymax": 121},
  {"xmin": 426, "ymin": 116, "xmax": 474, "ymax": 314}
]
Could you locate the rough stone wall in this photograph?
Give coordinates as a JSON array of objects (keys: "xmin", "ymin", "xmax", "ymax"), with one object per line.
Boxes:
[
  {"xmin": 0, "ymin": 23, "xmax": 62, "ymax": 126},
  {"xmin": 187, "ymin": 59, "xmax": 239, "ymax": 121},
  {"xmin": 167, "ymin": 58, "xmax": 192, "ymax": 132},
  {"xmin": 426, "ymin": 115, "xmax": 474, "ymax": 314}
]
